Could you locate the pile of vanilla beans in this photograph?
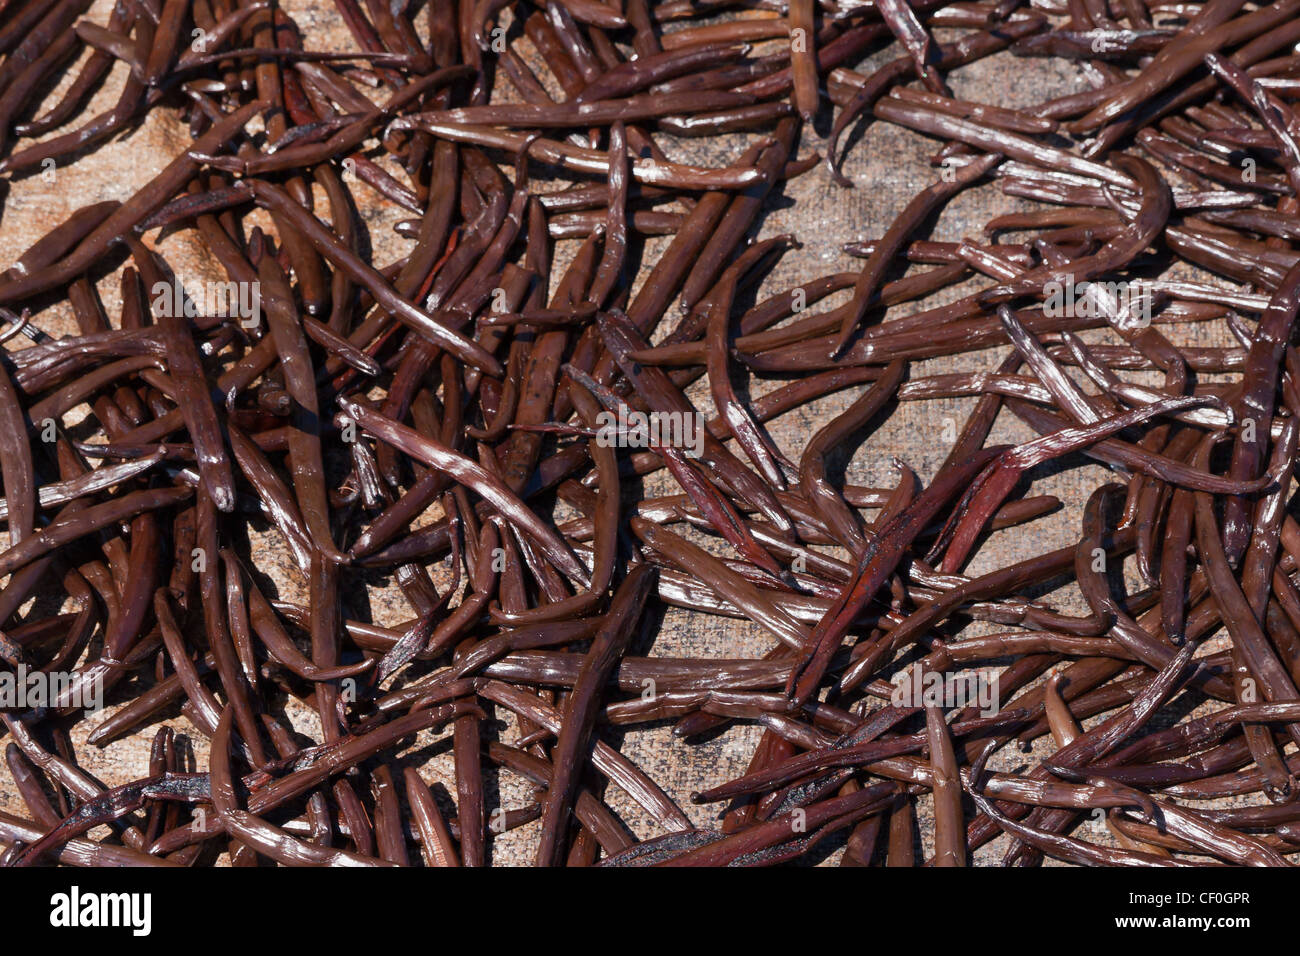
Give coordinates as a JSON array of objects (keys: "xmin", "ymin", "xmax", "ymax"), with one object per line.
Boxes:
[{"xmin": 0, "ymin": 0, "xmax": 1299, "ymax": 868}]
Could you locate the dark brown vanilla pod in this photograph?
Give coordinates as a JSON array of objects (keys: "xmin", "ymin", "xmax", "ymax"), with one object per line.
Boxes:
[{"xmin": 535, "ymin": 565, "xmax": 655, "ymax": 866}]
